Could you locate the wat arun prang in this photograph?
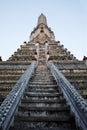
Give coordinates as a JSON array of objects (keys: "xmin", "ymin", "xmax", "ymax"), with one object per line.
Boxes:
[
  {"xmin": 0, "ymin": 14, "xmax": 87, "ymax": 128},
  {"xmin": 7, "ymin": 13, "xmax": 87, "ymax": 102}
]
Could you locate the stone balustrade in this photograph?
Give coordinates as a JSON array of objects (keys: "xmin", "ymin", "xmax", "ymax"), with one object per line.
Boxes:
[
  {"xmin": 47, "ymin": 61, "xmax": 87, "ymax": 130},
  {"xmin": 0, "ymin": 61, "xmax": 37, "ymax": 130},
  {"xmin": 0, "ymin": 61, "xmax": 31, "ymax": 104}
]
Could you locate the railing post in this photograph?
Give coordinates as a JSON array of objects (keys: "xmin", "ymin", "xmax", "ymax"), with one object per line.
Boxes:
[{"xmin": 0, "ymin": 61, "xmax": 37, "ymax": 130}]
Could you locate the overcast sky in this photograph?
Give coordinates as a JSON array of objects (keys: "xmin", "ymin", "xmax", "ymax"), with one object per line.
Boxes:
[{"xmin": 0, "ymin": 0, "xmax": 87, "ymax": 61}]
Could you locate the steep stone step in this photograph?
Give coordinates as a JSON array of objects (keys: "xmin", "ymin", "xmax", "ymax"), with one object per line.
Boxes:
[
  {"xmin": 21, "ymin": 98, "xmax": 66, "ymax": 103},
  {"xmin": 18, "ymin": 104, "xmax": 69, "ymax": 112},
  {"xmin": 29, "ymin": 82, "xmax": 56, "ymax": 85},
  {"xmin": 11, "ymin": 102, "xmax": 67, "ymax": 109},
  {"xmin": 23, "ymin": 96, "xmax": 64, "ymax": 101},
  {"xmin": 29, "ymin": 84, "xmax": 57, "ymax": 88},
  {"xmin": 0, "ymin": 75, "xmax": 20, "ymax": 80},
  {"xmin": 10, "ymin": 125, "xmax": 79, "ymax": 130},
  {"xmin": 30, "ymin": 76, "xmax": 55, "ymax": 80},
  {"xmin": 15, "ymin": 115, "xmax": 74, "ymax": 123},
  {"xmin": 29, "ymin": 89, "xmax": 58, "ymax": 92},
  {"xmin": 31, "ymin": 75, "xmax": 53, "ymax": 79},
  {"xmin": 39, "ymin": 55, "xmax": 45, "ymax": 57},
  {"xmin": 31, "ymin": 74, "xmax": 55, "ymax": 78},
  {"xmin": 0, "ymin": 87, "xmax": 12, "ymax": 91},
  {"xmin": 30, "ymin": 79, "xmax": 55, "ymax": 82},
  {"xmin": 0, "ymin": 81, "xmax": 17, "ymax": 84},
  {"xmin": 24, "ymin": 92, "xmax": 63, "ymax": 97}
]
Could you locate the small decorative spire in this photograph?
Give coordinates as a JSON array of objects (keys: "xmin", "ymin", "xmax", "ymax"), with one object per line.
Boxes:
[
  {"xmin": 0, "ymin": 56, "xmax": 2, "ymax": 61},
  {"xmin": 37, "ymin": 13, "xmax": 47, "ymax": 25},
  {"xmin": 83, "ymin": 56, "xmax": 87, "ymax": 61}
]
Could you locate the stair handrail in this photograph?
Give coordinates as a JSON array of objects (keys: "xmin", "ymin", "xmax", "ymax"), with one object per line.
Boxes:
[
  {"xmin": 0, "ymin": 61, "xmax": 37, "ymax": 130},
  {"xmin": 47, "ymin": 61, "xmax": 87, "ymax": 130}
]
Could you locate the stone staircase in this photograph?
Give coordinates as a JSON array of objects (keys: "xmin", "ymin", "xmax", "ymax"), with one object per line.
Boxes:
[
  {"xmin": 9, "ymin": 43, "xmax": 82, "ymax": 130},
  {"xmin": 10, "ymin": 65, "xmax": 80, "ymax": 130}
]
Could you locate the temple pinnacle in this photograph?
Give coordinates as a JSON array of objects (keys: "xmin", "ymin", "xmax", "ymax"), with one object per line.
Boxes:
[{"xmin": 37, "ymin": 13, "xmax": 47, "ymax": 25}]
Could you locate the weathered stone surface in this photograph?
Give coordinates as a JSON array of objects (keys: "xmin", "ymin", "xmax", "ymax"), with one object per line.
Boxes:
[{"xmin": 0, "ymin": 14, "xmax": 85, "ymax": 130}]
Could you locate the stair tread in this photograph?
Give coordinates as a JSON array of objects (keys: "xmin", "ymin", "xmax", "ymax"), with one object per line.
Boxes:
[
  {"xmin": 29, "ymin": 90, "xmax": 58, "ymax": 92},
  {"xmin": 19, "ymin": 105, "xmax": 69, "ymax": 111},
  {"xmin": 24, "ymin": 92, "xmax": 63, "ymax": 97},
  {"xmin": 10, "ymin": 126, "xmax": 78, "ymax": 130},
  {"xmin": 29, "ymin": 84, "xmax": 57, "ymax": 87},
  {"xmin": 21, "ymin": 98, "xmax": 66, "ymax": 103},
  {"xmin": 15, "ymin": 115, "xmax": 73, "ymax": 122},
  {"xmin": 29, "ymin": 82, "xmax": 56, "ymax": 84}
]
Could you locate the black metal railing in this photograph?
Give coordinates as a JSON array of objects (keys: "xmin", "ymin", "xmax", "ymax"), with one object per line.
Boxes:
[
  {"xmin": 47, "ymin": 61, "xmax": 87, "ymax": 130},
  {"xmin": 0, "ymin": 61, "xmax": 37, "ymax": 130}
]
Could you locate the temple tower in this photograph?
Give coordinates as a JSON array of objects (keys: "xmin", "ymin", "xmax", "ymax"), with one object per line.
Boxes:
[{"xmin": 0, "ymin": 14, "xmax": 87, "ymax": 130}]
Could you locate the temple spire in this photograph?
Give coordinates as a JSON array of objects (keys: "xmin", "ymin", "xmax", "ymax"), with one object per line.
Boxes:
[{"xmin": 37, "ymin": 13, "xmax": 47, "ymax": 25}]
